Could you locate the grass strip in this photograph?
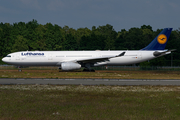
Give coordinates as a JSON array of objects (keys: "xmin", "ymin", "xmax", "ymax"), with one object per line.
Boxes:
[
  {"xmin": 0, "ymin": 70, "xmax": 180, "ymax": 79},
  {"xmin": 0, "ymin": 85, "xmax": 180, "ymax": 119}
]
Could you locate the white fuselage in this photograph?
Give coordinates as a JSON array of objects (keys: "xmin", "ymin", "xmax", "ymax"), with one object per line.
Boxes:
[
  {"xmin": 2, "ymin": 28, "xmax": 173, "ymax": 71},
  {"xmin": 2, "ymin": 50, "xmax": 160, "ymax": 66}
]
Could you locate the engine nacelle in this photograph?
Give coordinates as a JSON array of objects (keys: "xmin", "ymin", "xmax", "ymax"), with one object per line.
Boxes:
[{"xmin": 61, "ymin": 62, "xmax": 81, "ymax": 71}]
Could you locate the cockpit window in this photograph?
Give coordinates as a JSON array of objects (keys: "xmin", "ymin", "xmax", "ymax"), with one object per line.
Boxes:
[{"xmin": 6, "ymin": 55, "xmax": 11, "ymax": 57}]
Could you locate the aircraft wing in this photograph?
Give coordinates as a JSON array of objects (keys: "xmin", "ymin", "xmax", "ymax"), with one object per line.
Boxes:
[{"xmin": 76, "ymin": 52, "xmax": 125, "ymax": 63}]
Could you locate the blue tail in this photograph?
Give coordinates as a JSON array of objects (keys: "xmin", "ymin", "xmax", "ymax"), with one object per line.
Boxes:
[{"xmin": 141, "ymin": 28, "xmax": 172, "ymax": 50}]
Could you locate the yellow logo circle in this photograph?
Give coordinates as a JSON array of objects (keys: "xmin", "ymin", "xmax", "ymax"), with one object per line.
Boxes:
[{"xmin": 157, "ymin": 34, "xmax": 167, "ymax": 44}]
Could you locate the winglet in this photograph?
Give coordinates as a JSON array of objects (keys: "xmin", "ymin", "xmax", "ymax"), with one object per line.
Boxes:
[{"xmin": 115, "ymin": 52, "xmax": 126, "ymax": 57}]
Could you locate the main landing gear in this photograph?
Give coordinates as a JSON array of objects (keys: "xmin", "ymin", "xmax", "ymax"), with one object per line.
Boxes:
[
  {"xmin": 83, "ymin": 68, "xmax": 95, "ymax": 72},
  {"xmin": 83, "ymin": 63, "xmax": 95, "ymax": 72}
]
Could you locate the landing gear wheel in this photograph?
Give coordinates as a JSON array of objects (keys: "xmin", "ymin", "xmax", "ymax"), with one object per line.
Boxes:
[
  {"xmin": 90, "ymin": 69, "xmax": 95, "ymax": 72},
  {"xmin": 83, "ymin": 69, "xmax": 95, "ymax": 72},
  {"xmin": 83, "ymin": 69, "xmax": 88, "ymax": 72},
  {"xmin": 58, "ymin": 67, "xmax": 61, "ymax": 72}
]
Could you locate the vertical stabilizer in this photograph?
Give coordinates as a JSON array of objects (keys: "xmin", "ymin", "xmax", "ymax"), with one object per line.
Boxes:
[{"xmin": 141, "ymin": 28, "xmax": 172, "ymax": 50}]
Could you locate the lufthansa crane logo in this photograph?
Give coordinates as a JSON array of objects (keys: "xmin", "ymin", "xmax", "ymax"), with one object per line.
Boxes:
[{"xmin": 157, "ymin": 34, "xmax": 167, "ymax": 44}]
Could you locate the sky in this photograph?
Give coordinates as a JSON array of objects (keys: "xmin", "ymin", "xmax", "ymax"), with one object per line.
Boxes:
[{"xmin": 0, "ymin": 0, "xmax": 180, "ymax": 31}]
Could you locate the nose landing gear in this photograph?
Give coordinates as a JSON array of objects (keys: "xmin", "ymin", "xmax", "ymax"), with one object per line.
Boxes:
[{"xmin": 18, "ymin": 66, "xmax": 22, "ymax": 72}]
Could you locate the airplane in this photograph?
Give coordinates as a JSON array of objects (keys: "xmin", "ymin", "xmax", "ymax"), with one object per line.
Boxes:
[{"xmin": 2, "ymin": 28, "xmax": 175, "ymax": 71}]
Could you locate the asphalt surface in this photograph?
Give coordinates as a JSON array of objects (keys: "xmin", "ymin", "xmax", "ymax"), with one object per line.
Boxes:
[{"xmin": 0, "ymin": 78, "xmax": 180, "ymax": 85}]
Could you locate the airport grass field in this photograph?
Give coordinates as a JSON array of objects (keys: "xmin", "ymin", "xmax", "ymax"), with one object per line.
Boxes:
[
  {"xmin": 1, "ymin": 69, "xmax": 180, "ymax": 119},
  {"xmin": 1, "ymin": 85, "xmax": 180, "ymax": 119},
  {"xmin": 0, "ymin": 69, "xmax": 180, "ymax": 79}
]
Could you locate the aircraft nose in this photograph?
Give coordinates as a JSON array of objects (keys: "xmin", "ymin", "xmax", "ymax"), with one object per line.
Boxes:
[{"xmin": 2, "ymin": 57, "xmax": 6, "ymax": 62}]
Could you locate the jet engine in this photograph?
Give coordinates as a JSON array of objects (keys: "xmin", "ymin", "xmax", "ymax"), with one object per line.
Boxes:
[{"xmin": 61, "ymin": 62, "xmax": 81, "ymax": 71}]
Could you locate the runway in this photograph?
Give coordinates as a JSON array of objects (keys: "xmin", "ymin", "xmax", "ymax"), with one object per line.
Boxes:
[{"xmin": 0, "ymin": 78, "xmax": 180, "ymax": 85}]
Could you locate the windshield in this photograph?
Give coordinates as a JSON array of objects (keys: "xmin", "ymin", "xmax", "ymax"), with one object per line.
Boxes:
[{"xmin": 6, "ymin": 55, "xmax": 11, "ymax": 57}]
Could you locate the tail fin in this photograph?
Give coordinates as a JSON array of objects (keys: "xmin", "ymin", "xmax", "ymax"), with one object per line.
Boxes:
[{"xmin": 141, "ymin": 28, "xmax": 172, "ymax": 50}]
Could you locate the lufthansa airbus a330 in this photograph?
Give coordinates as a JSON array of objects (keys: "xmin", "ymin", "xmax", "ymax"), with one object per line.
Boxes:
[{"xmin": 2, "ymin": 28, "xmax": 174, "ymax": 71}]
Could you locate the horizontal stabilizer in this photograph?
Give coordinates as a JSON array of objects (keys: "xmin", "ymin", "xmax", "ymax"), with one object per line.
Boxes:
[{"xmin": 153, "ymin": 49, "xmax": 176, "ymax": 57}]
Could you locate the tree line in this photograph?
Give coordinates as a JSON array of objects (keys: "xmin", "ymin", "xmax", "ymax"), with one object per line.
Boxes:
[{"xmin": 0, "ymin": 19, "xmax": 180, "ymax": 66}]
